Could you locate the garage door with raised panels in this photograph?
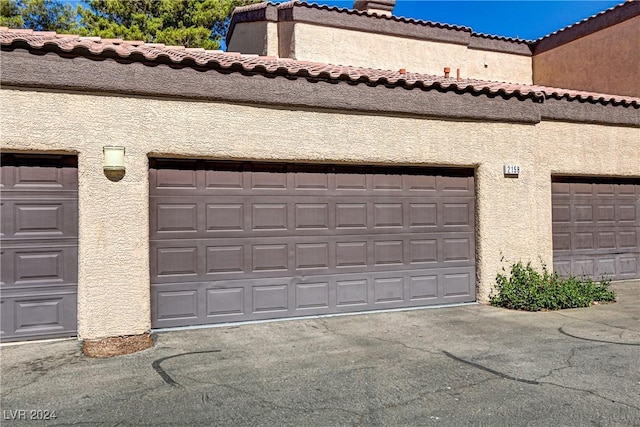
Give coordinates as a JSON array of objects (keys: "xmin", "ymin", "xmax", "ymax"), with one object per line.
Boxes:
[
  {"xmin": 552, "ymin": 177, "xmax": 640, "ymax": 280},
  {"xmin": 1, "ymin": 154, "xmax": 78, "ymax": 342},
  {"xmin": 150, "ymin": 160, "xmax": 476, "ymax": 328}
]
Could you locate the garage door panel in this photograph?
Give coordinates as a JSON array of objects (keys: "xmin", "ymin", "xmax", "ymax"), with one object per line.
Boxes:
[
  {"xmin": 596, "ymin": 258, "xmax": 616, "ymax": 276},
  {"xmin": 336, "ymin": 202, "xmax": 367, "ymax": 228},
  {"xmin": 295, "ymin": 243, "xmax": 330, "ymax": 270},
  {"xmin": 1, "ymin": 243, "xmax": 79, "ymax": 287},
  {"xmin": 153, "ymin": 167, "xmax": 198, "ymax": 189},
  {"xmin": 207, "ymin": 203, "xmax": 245, "ymax": 231},
  {"xmin": 443, "ymin": 272, "xmax": 474, "ymax": 297},
  {"xmin": 439, "ymin": 175, "xmax": 474, "ymax": 193},
  {"xmin": 409, "ymin": 239, "xmax": 438, "ymax": 264},
  {"xmin": 619, "ymin": 256, "xmax": 638, "ymax": 276},
  {"xmin": 156, "ymin": 288, "xmax": 199, "ymax": 322},
  {"xmin": 619, "ymin": 230, "xmax": 638, "ymax": 249},
  {"xmin": 553, "ymin": 232, "xmax": 572, "ymax": 251},
  {"xmin": 207, "ymin": 287, "xmax": 245, "ymax": 317},
  {"xmin": 553, "ymin": 260, "xmax": 572, "ymax": 277},
  {"xmin": 295, "ymin": 203, "xmax": 330, "ymax": 229},
  {"xmin": 1, "ymin": 197, "xmax": 78, "ymax": 240},
  {"xmin": 574, "ymin": 204, "xmax": 594, "ymax": 223},
  {"xmin": 552, "ymin": 204, "xmax": 571, "ymax": 224},
  {"xmin": 552, "ymin": 177, "xmax": 640, "ymax": 280},
  {"xmin": 596, "ymin": 204, "xmax": 616, "ymax": 223},
  {"xmin": 2, "ymin": 155, "xmax": 77, "ymax": 189},
  {"xmin": 373, "ymin": 277, "xmax": 404, "ymax": 303},
  {"xmin": 618, "ymin": 204, "xmax": 637, "ymax": 222},
  {"xmin": 443, "ymin": 237, "xmax": 473, "ymax": 262},
  {"xmin": 206, "ymin": 245, "xmax": 245, "ymax": 274},
  {"xmin": 294, "ymin": 171, "xmax": 330, "ymax": 190},
  {"xmin": 151, "ymin": 161, "xmax": 475, "ymax": 327},
  {"xmin": 0, "ymin": 286, "xmax": 77, "ymax": 341},
  {"xmin": 156, "ymin": 246, "xmax": 199, "ymax": 277},
  {"xmin": 617, "ymin": 183, "xmax": 640, "ymax": 196},
  {"xmin": 597, "ymin": 231, "xmax": 617, "ymax": 249}
]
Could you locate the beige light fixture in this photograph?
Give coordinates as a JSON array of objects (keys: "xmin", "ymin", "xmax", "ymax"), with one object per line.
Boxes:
[{"xmin": 103, "ymin": 146, "xmax": 125, "ymax": 171}]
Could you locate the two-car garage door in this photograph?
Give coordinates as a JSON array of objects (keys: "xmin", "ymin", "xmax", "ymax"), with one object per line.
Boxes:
[{"xmin": 150, "ymin": 160, "xmax": 476, "ymax": 328}]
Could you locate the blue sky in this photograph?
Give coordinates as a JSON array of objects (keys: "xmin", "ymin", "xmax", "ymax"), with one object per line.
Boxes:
[{"xmin": 282, "ymin": 1, "xmax": 623, "ymax": 40}]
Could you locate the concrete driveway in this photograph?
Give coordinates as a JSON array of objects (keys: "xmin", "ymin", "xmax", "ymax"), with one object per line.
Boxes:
[{"xmin": 1, "ymin": 280, "xmax": 639, "ymax": 426}]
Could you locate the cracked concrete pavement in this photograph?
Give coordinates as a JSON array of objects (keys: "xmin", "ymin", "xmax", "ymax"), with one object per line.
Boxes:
[{"xmin": 1, "ymin": 280, "xmax": 638, "ymax": 426}]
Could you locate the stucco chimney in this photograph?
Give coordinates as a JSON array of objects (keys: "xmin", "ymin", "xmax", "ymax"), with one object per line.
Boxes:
[{"xmin": 353, "ymin": 0, "xmax": 396, "ymax": 16}]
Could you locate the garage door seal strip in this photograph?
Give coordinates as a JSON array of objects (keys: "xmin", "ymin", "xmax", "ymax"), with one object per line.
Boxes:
[{"xmin": 152, "ymin": 301, "xmax": 479, "ymax": 333}]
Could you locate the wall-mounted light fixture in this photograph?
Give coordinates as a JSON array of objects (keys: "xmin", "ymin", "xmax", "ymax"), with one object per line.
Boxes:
[{"xmin": 103, "ymin": 146, "xmax": 125, "ymax": 171}]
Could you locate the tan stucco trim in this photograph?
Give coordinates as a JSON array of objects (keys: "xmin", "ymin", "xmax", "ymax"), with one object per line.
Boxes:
[{"xmin": 2, "ymin": 88, "xmax": 638, "ymax": 339}]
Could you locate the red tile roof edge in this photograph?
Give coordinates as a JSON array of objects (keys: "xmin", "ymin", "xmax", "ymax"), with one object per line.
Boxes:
[{"xmin": 1, "ymin": 29, "xmax": 638, "ymax": 108}]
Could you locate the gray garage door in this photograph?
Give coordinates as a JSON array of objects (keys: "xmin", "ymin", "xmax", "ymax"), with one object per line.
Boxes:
[
  {"xmin": 1, "ymin": 154, "xmax": 78, "ymax": 342},
  {"xmin": 552, "ymin": 177, "xmax": 640, "ymax": 280},
  {"xmin": 150, "ymin": 160, "xmax": 476, "ymax": 328}
]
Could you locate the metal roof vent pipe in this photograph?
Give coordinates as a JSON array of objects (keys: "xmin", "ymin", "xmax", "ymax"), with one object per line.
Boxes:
[{"xmin": 353, "ymin": 0, "xmax": 396, "ymax": 16}]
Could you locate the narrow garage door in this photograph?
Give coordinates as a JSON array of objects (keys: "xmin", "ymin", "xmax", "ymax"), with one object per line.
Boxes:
[
  {"xmin": 1, "ymin": 154, "xmax": 78, "ymax": 342},
  {"xmin": 150, "ymin": 160, "xmax": 475, "ymax": 328},
  {"xmin": 552, "ymin": 177, "xmax": 640, "ymax": 280}
]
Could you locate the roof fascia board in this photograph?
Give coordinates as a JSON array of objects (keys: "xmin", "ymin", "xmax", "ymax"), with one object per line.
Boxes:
[
  {"xmin": 538, "ymin": 98, "xmax": 639, "ymax": 127},
  {"xmin": 533, "ymin": 1, "xmax": 640, "ymax": 54}
]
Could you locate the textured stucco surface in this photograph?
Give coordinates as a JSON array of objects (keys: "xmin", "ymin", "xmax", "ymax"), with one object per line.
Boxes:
[
  {"xmin": 292, "ymin": 24, "xmax": 532, "ymax": 83},
  {"xmin": 271, "ymin": 23, "xmax": 533, "ymax": 83},
  {"xmin": 2, "ymin": 88, "xmax": 638, "ymax": 339},
  {"xmin": 533, "ymin": 17, "xmax": 640, "ymax": 97},
  {"xmin": 226, "ymin": 21, "xmax": 278, "ymax": 56},
  {"xmin": 466, "ymin": 48, "xmax": 533, "ymax": 84}
]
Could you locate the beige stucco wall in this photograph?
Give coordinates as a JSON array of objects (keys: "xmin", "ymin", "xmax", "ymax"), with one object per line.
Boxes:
[
  {"xmin": 533, "ymin": 17, "xmax": 640, "ymax": 97},
  {"xmin": 293, "ymin": 23, "xmax": 533, "ymax": 83},
  {"xmin": 227, "ymin": 21, "xmax": 279, "ymax": 56},
  {"xmin": 1, "ymin": 88, "xmax": 638, "ymax": 339},
  {"xmin": 262, "ymin": 22, "xmax": 532, "ymax": 83},
  {"xmin": 467, "ymin": 48, "xmax": 533, "ymax": 83}
]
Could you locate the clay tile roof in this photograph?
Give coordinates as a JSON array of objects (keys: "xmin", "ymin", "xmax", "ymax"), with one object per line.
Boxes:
[
  {"xmin": 1, "ymin": 28, "xmax": 638, "ymax": 107},
  {"xmin": 471, "ymin": 32, "xmax": 533, "ymax": 44}
]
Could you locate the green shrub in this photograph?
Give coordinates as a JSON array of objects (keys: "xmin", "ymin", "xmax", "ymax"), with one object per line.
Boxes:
[{"xmin": 490, "ymin": 261, "xmax": 616, "ymax": 311}]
